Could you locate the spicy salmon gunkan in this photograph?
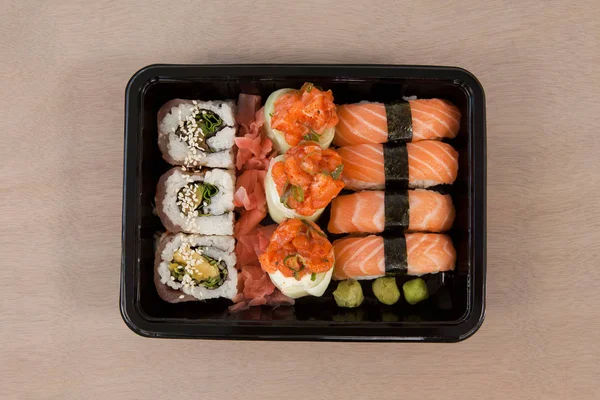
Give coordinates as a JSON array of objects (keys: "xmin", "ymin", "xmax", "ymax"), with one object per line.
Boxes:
[
  {"xmin": 259, "ymin": 219, "xmax": 335, "ymax": 299},
  {"xmin": 263, "ymin": 83, "xmax": 338, "ymax": 153},
  {"xmin": 265, "ymin": 141, "xmax": 345, "ymax": 223}
]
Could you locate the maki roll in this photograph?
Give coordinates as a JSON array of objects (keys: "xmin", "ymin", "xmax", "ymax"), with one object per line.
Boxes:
[
  {"xmin": 156, "ymin": 167, "xmax": 235, "ymax": 235},
  {"xmin": 328, "ymin": 189, "xmax": 455, "ymax": 234},
  {"xmin": 338, "ymin": 140, "xmax": 459, "ymax": 191},
  {"xmin": 332, "ymin": 233, "xmax": 456, "ymax": 280},
  {"xmin": 334, "ymin": 99, "xmax": 461, "ymax": 146},
  {"xmin": 264, "ymin": 141, "xmax": 345, "ymax": 223},
  {"xmin": 154, "ymin": 233, "xmax": 238, "ymax": 302},
  {"xmin": 259, "ymin": 219, "xmax": 335, "ymax": 299},
  {"xmin": 263, "ymin": 83, "xmax": 338, "ymax": 153},
  {"xmin": 158, "ymin": 99, "xmax": 236, "ymax": 169}
]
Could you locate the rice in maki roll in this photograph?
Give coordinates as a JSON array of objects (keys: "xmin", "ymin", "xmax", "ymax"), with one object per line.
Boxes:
[
  {"xmin": 158, "ymin": 99, "xmax": 236, "ymax": 169},
  {"xmin": 156, "ymin": 167, "xmax": 235, "ymax": 235},
  {"xmin": 154, "ymin": 233, "xmax": 237, "ymax": 302}
]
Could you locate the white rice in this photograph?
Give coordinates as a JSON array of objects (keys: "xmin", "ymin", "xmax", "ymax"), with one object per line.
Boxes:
[
  {"xmin": 159, "ymin": 100, "xmax": 236, "ymax": 168},
  {"xmin": 160, "ymin": 168, "xmax": 235, "ymax": 235},
  {"xmin": 353, "ymin": 274, "xmax": 385, "ymax": 281},
  {"xmin": 409, "ymin": 179, "xmax": 441, "ymax": 189},
  {"xmin": 157, "ymin": 234, "xmax": 237, "ymax": 300},
  {"xmin": 344, "ymin": 180, "xmax": 385, "ymax": 191}
]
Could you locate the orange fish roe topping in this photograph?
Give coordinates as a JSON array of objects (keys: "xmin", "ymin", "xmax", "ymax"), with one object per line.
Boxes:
[{"xmin": 270, "ymin": 83, "xmax": 338, "ymax": 147}]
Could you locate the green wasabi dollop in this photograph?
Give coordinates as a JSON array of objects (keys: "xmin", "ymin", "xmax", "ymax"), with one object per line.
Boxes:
[
  {"xmin": 402, "ymin": 278, "xmax": 429, "ymax": 305},
  {"xmin": 372, "ymin": 277, "xmax": 401, "ymax": 305},
  {"xmin": 333, "ymin": 279, "xmax": 364, "ymax": 308}
]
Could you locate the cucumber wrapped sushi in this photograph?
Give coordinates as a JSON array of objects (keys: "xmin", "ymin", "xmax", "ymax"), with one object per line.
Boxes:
[
  {"xmin": 154, "ymin": 233, "xmax": 237, "ymax": 302},
  {"xmin": 158, "ymin": 99, "xmax": 236, "ymax": 169},
  {"xmin": 259, "ymin": 219, "xmax": 334, "ymax": 299},
  {"xmin": 263, "ymin": 83, "xmax": 338, "ymax": 153},
  {"xmin": 264, "ymin": 141, "xmax": 345, "ymax": 223},
  {"xmin": 155, "ymin": 167, "xmax": 235, "ymax": 235}
]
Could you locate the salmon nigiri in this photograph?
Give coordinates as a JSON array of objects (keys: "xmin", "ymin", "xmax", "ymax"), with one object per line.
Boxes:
[
  {"xmin": 328, "ymin": 189, "xmax": 455, "ymax": 234},
  {"xmin": 337, "ymin": 140, "xmax": 459, "ymax": 191},
  {"xmin": 334, "ymin": 99, "xmax": 461, "ymax": 146},
  {"xmin": 332, "ymin": 233, "xmax": 456, "ymax": 280}
]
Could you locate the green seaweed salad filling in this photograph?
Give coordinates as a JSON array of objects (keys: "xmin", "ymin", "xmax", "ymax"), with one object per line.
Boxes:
[
  {"xmin": 177, "ymin": 182, "xmax": 219, "ymax": 216},
  {"xmin": 168, "ymin": 247, "xmax": 228, "ymax": 290},
  {"xmin": 175, "ymin": 108, "xmax": 224, "ymax": 152}
]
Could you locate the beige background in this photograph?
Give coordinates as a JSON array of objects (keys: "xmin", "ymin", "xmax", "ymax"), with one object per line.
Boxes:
[{"xmin": 1, "ymin": 1, "xmax": 599, "ymax": 399}]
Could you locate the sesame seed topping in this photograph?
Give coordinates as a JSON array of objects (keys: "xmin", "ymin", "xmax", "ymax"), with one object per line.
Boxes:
[{"xmin": 173, "ymin": 103, "xmax": 224, "ymax": 168}]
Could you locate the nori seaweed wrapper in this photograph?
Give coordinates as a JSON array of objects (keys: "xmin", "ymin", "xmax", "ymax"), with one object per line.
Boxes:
[
  {"xmin": 384, "ymin": 192, "xmax": 409, "ymax": 230},
  {"xmin": 383, "ymin": 143, "xmax": 409, "ymax": 190},
  {"xmin": 385, "ymin": 102, "xmax": 412, "ymax": 142},
  {"xmin": 383, "ymin": 236, "xmax": 408, "ymax": 274}
]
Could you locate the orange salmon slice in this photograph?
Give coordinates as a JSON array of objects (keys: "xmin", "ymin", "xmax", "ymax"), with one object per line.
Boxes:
[
  {"xmin": 333, "ymin": 99, "xmax": 461, "ymax": 146},
  {"xmin": 328, "ymin": 189, "xmax": 455, "ymax": 234},
  {"xmin": 338, "ymin": 141, "xmax": 458, "ymax": 191},
  {"xmin": 332, "ymin": 233, "xmax": 456, "ymax": 280}
]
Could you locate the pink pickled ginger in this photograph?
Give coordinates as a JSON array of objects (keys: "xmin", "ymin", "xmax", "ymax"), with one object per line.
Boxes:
[{"xmin": 231, "ymin": 94, "xmax": 292, "ymax": 312}]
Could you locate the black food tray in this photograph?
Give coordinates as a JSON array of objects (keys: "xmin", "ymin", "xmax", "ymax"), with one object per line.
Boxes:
[{"xmin": 121, "ymin": 64, "xmax": 486, "ymax": 342}]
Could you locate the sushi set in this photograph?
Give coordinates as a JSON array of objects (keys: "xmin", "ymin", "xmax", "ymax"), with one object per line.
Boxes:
[{"xmin": 121, "ymin": 65, "xmax": 486, "ymax": 341}]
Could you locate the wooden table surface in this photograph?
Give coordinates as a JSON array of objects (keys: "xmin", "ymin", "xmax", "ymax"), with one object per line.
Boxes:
[{"xmin": 2, "ymin": 1, "xmax": 599, "ymax": 399}]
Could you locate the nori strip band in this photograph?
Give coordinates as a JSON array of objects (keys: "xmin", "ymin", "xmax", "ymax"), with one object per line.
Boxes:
[
  {"xmin": 383, "ymin": 143, "xmax": 409, "ymax": 190},
  {"xmin": 383, "ymin": 236, "xmax": 408, "ymax": 274},
  {"xmin": 385, "ymin": 103, "xmax": 412, "ymax": 142},
  {"xmin": 384, "ymin": 192, "xmax": 409, "ymax": 230}
]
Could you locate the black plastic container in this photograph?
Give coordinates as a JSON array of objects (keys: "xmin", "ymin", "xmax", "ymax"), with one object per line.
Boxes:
[{"xmin": 121, "ymin": 64, "xmax": 486, "ymax": 341}]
